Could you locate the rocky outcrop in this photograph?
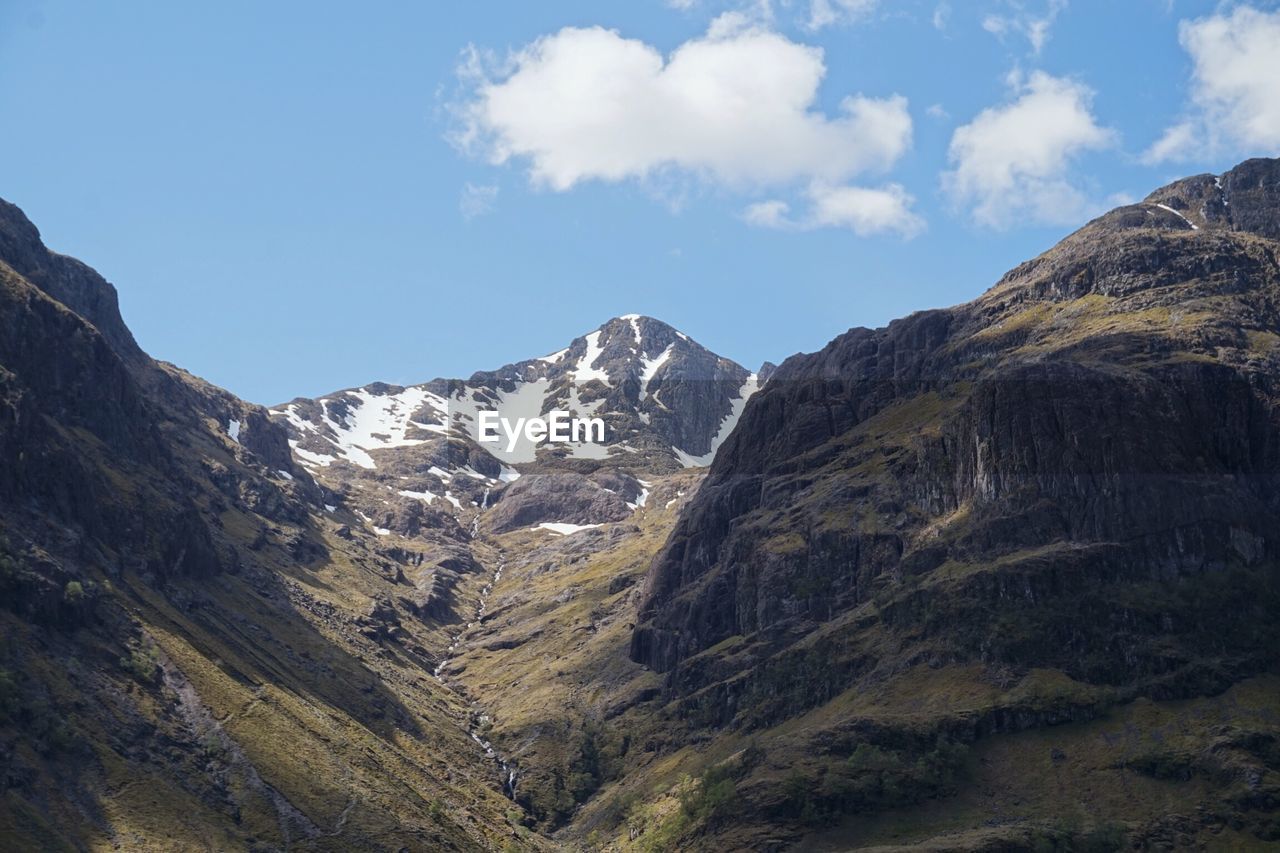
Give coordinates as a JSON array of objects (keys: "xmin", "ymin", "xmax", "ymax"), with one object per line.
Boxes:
[
  {"xmin": 0, "ymin": 200, "xmax": 144, "ymax": 364},
  {"xmin": 483, "ymin": 472, "xmax": 634, "ymax": 533},
  {"xmin": 632, "ymin": 159, "xmax": 1280, "ymax": 726}
]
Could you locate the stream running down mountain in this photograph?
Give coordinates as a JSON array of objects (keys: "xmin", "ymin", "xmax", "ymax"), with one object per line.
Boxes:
[{"xmin": 434, "ymin": 555, "xmax": 517, "ymax": 800}]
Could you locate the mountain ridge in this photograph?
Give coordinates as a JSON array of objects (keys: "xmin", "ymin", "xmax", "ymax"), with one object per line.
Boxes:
[{"xmin": 271, "ymin": 313, "xmax": 760, "ymax": 477}]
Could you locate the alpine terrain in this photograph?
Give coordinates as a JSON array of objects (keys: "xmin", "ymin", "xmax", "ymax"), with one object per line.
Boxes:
[{"xmin": 2, "ymin": 157, "xmax": 1279, "ymax": 852}]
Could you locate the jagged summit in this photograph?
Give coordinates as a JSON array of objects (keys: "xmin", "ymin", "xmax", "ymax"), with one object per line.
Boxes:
[
  {"xmin": 268, "ymin": 313, "xmax": 759, "ymax": 541},
  {"xmin": 271, "ymin": 313, "xmax": 758, "ymax": 479}
]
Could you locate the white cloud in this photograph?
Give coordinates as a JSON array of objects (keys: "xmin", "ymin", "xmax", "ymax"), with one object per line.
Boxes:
[
  {"xmin": 943, "ymin": 70, "xmax": 1114, "ymax": 229},
  {"xmin": 1142, "ymin": 121, "xmax": 1196, "ymax": 166},
  {"xmin": 926, "ymin": 103, "xmax": 949, "ymax": 120},
  {"xmin": 932, "ymin": 2, "xmax": 951, "ymax": 30},
  {"xmin": 743, "ymin": 199, "xmax": 793, "ymax": 228},
  {"xmin": 1143, "ymin": 5, "xmax": 1280, "ymax": 164},
  {"xmin": 459, "ymin": 182, "xmax": 499, "ymax": 220},
  {"xmin": 982, "ymin": 0, "xmax": 1067, "ymax": 55},
  {"xmin": 805, "ymin": 0, "xmax": 877, "ymax": 30},
  {"xmin": 453, "ymin": 18, "xmax": 912, "ymax": 194},
  {"xmin": 745, "ymin": 182, "xmax": 924, "ymax": 237}
]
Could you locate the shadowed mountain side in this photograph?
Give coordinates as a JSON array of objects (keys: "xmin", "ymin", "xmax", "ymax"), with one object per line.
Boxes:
[{"xmin": 0, "ymin": 199, "xmax": 536, "ymax": 850}]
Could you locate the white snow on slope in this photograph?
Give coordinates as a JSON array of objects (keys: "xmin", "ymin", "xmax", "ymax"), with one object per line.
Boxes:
[
  {"xmin": 628, "ymin": 480, "xmax": 651, "ymax": 511},
  {"xmin": 568, "ymin": 442, "xmax": 611, "ymax": 460},
  {"xmin": 572, "ymin": 331, "xmax": 610, "ymax": 385},
  {"xmin": 673, "ymin": 374, "xmax": 759, "ymax": 468},
  {"xmin": 272, "ymin": 385, "xmax": 448, "ymax": 469},
  {"xmin": 446, "ymin": 379, "xmax": 553, "ymax": 465},
  {"xmin": 536, "ymin": 522, "xmax": 600, "ymax": 535},
  {"xmin": 1150, "ymin": 202, "xmax": 1199, "ymax": 230},
  {"xmin": 227, "ymin": 420, "xmax": 241, "ymax": 443},
  {"xmin": 638, "ymin": 344, "xmax": 674, "ymax": 401}
]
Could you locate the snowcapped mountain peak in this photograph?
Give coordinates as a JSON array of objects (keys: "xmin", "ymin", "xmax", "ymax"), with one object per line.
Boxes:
[{"xmin": 271, "ymin": 316, "xmax": 759, "ymax": 487}]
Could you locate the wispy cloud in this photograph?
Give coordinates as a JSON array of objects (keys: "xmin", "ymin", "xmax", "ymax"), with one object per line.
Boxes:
[
  {"xmin": 982, "ymin": 0, "xmax": 1068, "ymax": 55},
  {"xmin": 804, "ymin": 0, "xmax": 877, "ymax": 30},
  {"xmin": 459, "ymin": 182, "xmax": 499, "ymax": 220}
]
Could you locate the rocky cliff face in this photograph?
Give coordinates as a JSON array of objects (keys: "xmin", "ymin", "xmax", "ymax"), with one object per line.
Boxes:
[{"xmin": 633, "ymin": 159, "xmax": 1280, "ymax": 720}]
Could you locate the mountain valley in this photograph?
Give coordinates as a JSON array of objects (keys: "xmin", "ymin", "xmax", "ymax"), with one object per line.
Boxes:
[{"xmin": 2, "ymin": 159, "xmax": 1280, "ymax": 851}]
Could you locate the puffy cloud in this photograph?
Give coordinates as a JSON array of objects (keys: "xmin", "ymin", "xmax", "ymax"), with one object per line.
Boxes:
[
  {"xmin": 453, "ymin": 17, "xmax": 912, "ymax": 193},
  {"xmin": 744, "ymin": 182, "xmax": 924, "ymax": 237},
  {"xmin": 1142, "ymin": 121, "xmax": 1196, "ymax": 166},
  {"xmin": 942, "ymin": 71, "xmax": 1114, "ymax": 229},
  {"xmin": 982, "ymin": 0, "xmax": 1068, "ymax": 55},
  {"xmin": 1143, "ymin": 5, "xmax": 1280, "ymax": 164}
]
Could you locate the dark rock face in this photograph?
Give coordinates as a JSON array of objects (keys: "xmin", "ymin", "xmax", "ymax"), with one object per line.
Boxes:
[
  {"xmin": 0, "ymin": 200, "xmax": 144, "ymax": 363},
  {"xmin": 1141, "ymin": 157, "xmax": 1280, "ymax": 240},
  {"xmin": 0, "ymin": 237, "xmax": 221, "ymax": 578},
  {"xmin": 371, "ymin": 497, "xmax": 467, "ymax": 541},
  {"xmin": 484, "ymin": 473, "xmax": 633, "ymax": 533},
  {"xmin": 0, "ymin": 198, "xmax": 319, "ymax": 580},
  {"xmin": 632, "ymin": 160, "xmax": 1280, "ymax": 727}
]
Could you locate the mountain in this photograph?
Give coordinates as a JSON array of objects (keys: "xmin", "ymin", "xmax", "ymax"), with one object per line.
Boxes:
[
  {"xmin": 617, "ymin": 158, "xmax": 1280, "ymax": 847},
  {"xmin": 0, "ymin": 199, "xmax": 545, "ymax": 850},
  {"xmin": 272, "ymin": 314, "xmax": 757, "ymax": 474},
  {"xmin": 3, "ymin": 158, "xmax": 1280, "ymax": 852},
  {"xmin": 268, "ymin": 315, "xmax": 759, "ymax": 541}
]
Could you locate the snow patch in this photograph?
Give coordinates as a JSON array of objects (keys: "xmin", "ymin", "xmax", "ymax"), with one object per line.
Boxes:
[
  {"xmin": 571, "ymin": 331, "xmax": 610, "ymax": 385},
  {"xmin": 227, "ymin": 419, "xmax": 241, "ymax": 443},
  {"xmin": 535, "ymin": 522, "xmax": 600, "ymax": 536},
  {"xmin": 639, "ymin": 344, "xmax": 674, "ymax": 401},
  {"xmin": 1150, "ymin": 202, "xmax": 1199, "ymax": 230},
  {"xmin": 628, "ymin": 480, "xmax": 651, "ymax": 511}
]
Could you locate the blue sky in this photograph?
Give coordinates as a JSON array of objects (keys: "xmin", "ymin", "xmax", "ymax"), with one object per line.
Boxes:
[{"xmin": 1, "ymin": 1, "xmax": 1277, "ymax": 404}]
